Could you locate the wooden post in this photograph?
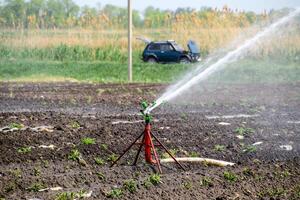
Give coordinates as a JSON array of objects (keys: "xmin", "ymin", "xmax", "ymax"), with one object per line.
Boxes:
[{"xmin": 128, "ymin": 0, "xmax": 132, "ymax": 82}]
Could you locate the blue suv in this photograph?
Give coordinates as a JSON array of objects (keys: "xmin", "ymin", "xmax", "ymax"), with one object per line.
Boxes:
[{"xmin": 142, "ymin": 40, "xmax": 200, "ymax": 64}]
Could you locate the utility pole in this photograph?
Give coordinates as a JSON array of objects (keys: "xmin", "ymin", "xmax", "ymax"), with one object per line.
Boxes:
[{"xmin": 128, "ymin": 0, "xmax": 132, "ymax": 82}]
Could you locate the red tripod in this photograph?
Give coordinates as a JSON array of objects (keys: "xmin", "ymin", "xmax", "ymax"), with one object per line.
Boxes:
[{"xmin": 110, "ymin": 121, "xmax": 185, "ymax": 173}]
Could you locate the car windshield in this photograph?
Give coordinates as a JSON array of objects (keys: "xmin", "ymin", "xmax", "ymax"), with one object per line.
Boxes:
[{"xmin": 171, "ymin": 42, "xmax": 184, "ymax": 51}]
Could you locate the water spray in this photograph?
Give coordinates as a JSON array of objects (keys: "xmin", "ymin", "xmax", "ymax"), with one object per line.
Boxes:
[
  {"xmin": 145, "ymin": 8, "xmax": 300, "ymax": 114},
  {"xmin": 111, "ymin": 8, "xmax": 300, "ymax": 173}
]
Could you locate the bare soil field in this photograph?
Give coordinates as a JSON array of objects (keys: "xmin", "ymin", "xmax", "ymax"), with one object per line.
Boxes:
[{"xmin": 0, "ymin": 82, "xmax": 300, "ymax": 200}]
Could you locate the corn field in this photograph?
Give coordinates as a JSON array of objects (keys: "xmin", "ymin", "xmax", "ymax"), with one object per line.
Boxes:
[{"xmin": 0, "ymin": 2, "xmax": 299, "ymax": 63}]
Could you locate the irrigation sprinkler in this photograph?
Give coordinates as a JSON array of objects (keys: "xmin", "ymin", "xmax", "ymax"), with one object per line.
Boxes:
[{"xmin": 110, "ymin": 101, "xmax": 185, "ymax": 173}]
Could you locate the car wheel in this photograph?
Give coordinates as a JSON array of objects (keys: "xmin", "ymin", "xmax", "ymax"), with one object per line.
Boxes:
[
  {"xmin": 179, "ymin": 57, "xmax": 191, "ymax": 64},
  {"xmin": 147, "ymin": 57, "xmax": 157, "ymax": 64}
]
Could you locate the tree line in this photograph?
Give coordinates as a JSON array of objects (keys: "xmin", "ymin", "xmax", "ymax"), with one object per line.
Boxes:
[{"xmin": 0, "ymin": 0, "xmax": 277, "ymax": 29}]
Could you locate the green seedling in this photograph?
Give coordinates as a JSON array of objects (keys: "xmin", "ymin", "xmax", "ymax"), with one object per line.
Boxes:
[
  {"xmin": 10, "ymin": 169, "xmax": 22, "ymax": 178},
  {"xmin": 235, "ymin": 127, "xmax": 254, "ymax": 136},
  {"xmin": 214, "ymin": 145, "xmax": 225, "ymax": 152},
  {"xmin": 70, "ymin": 121, "xmax": 80, "ymax": 129},
  {"xmin": 17, "ymin": 146, "xmax": 32, "ymax": 154},
  {"xmin": 55, "ymin": 190, "xmax": 87, "ymax": 200},
  {"xmin": 223, "ymin": 171, "xmax": 238, "ymax": 182},
  {"xmin": 243, "ymin": 145, "xmax": 257, "ymax": 153},
  {"xmin": 161, "ymin": 148, "xmax": 178, "ymax": 158},
  {"xmin": 100, "ymin": 143, "xmax": 108, "ymax": 150},
  {"xmin": 123, "ymin": 179, "xmax": 137, "ymax": 193},
  {"xmin": 55, "ymin": 191, "xmax": 76, "ymax": 200},
  {"xmin": 9, "ymin": 122, "xmax": 24, "ymax": 129},
  {"xmin": 33, "ymin": 167, "xmax": 41, "ymax": 176},
  {"xmin": 189, "ymin": 151, "xmax": 199, "ymax": 157},
  {"xmin": 68, "ymin": 149, "xmax": 81, "ymax": 161},
  {"xmin": 94, "ymin": 157, "xmax": 105, "ymax": 165},
  {"xmin": 142, "ymin": 179, "xmax": 152, "ymax": 189},
  {"xmin": 274, "ymin": 169, "xmax": 291, "ymax": 178},
  {"xmin": 96, "ymin": 172, "xmax": 106, "ymax": 181},
  {"xmin": 106, "ymin": 188, "xmax": 123, "ymax": 198},
  {"xmin": 42, "ymin": 160, "xmax": 49, "ymax": 168},
  {"xmin": 242, "ymin": 167, "xmax": 254, "ymax": 176},
  {"xmin": 183, "ymin": 181, "xmax": 192, "ymax": 190},
  {"xmin": 27, "ymin": 182, "xmax": 46, "ymax": 192},
  {"xmin": 258, "ymin": 187, "xmax": 286, "ymax": 198},
  {"xmin": 81, "ymin": 137, "xmax": 96, "ymax": 145},
  {"xmin": 148, "ymin": 173, "xmax": 161, "ymax": 185},
  {"xmin": 77, "ymin": 190, "xmax": 88, "ymax": 199},
  {"xmin": 200, "ymin": 177, "xmax": 213, "ymax": 187},
  {"xmin": 107, "ymin": 153, "xmax": 118, "ymax": 162},
  {"xmin": 180, "ymin": 113, "xmax": 188, "ymax": 120}
]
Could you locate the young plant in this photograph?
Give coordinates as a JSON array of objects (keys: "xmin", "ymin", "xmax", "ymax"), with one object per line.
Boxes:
[
  {"xmin": 55, "ymin": 192, "xmax": 76, "ymax": 200},
  {"xmin": 106, "ymin": 188, "xmax": 123, "ymax": 198},
  {"xmin": 68, "ymin": 149, "xmax": 81, "ymax": 161},
  {"xmin": 161, "ymin": 149, "xmax": 178, "ymax": 159},
  {"xmin": 189, "ymin": 151, "xmax": 199, "ymax": 157},
  {"xmin": 81, "ymin": 137, "xmax": 96, "ymax": 145},
  {"xmin": 243, "ymin": 145, "xmax": 257, "ymax": 153},
  {"xmin": 214, "ymin": 145, "xmax": 225, "ymax": 152},
  {"xmin": 77, "ymin": 190, "xmax": 88, "ymax": 199},
  {"xmin": 148, "ymin": 173, "xmax": 161, "ymax": 185},
  {"xmin": 33, "ymin": 167, "xmax": 41, "ymax": 176},
  {"xmin": 223, "ymin": 171, "xmax": 238, "ymax": 182},
  {"xmin": 17, "ymin": 146, "xmax": 32, "ymax": 154},
  {"xmin": 123, "ymin": 179, "xmax": 137, "ymax": 193},
  {"xmin": 10, "ymin": 168, "xmax": 22, "ymax": 178},
  {"xmin": 96, "ymin": 172, "xmax": 106, "ymax": 181},
  {"xmin": 235, "ymin": 127, "xmax": 254, "ymax": 136},
  {"xmin": 70, "ymin": 121, "xmax": 80, "ymax": 129},
  {"xmin": 200, "ymin": 177, "xmax": 213, "ymax": 187},
  {"xmin": 107, "ymin": 153, "xmax": 118, "ymax": 162},
  {"xmin": 100, "ymin": 143, "xmax": 108, "ymax": 150},
  {"xmin": 142, "ymin": 179, "xmax": 152, "ymax": 189},
  {"xmin": 9, "ymin": 122, "xmax": 24, "ymax": 129},
  {"xmin": 183, "ymin": 181, "xmax": 192, "ymax": 190},
  {"xmin": 27, "ymin": 182, "xmax": 46, "ymax": 192},
  {"xmin": 242, "ymin": 167, "xmax": 254, "ymax": 176},
  {"xmin": 94, "ymin": 157, "xmax": 105, "ymax": 165}
]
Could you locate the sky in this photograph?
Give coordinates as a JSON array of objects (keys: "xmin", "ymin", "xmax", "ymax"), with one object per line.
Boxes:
[{"xmin": 74, "ymin": 0, "xmax": 300, "ymax": 13}]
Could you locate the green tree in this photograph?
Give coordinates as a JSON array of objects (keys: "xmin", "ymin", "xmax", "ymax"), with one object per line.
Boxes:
[{"xmin": 1, "ymin": 0, "xmax": 26, "ymax": 28}]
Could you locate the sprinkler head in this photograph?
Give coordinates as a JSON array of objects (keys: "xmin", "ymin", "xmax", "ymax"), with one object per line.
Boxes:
[
  {"xmin": 140, "ymin": 101, "xmax": 153, "ymax": 123},
  {"xmin": 144, "ymin": 113, "xmax": 152, "ymax": 124}
]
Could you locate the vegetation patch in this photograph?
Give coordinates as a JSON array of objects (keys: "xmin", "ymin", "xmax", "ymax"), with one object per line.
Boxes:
[
  {"xmin": 81, "ymin": 137, "xmax": 96, "ymax": 145},
  {"xmin": 223, "ymin": 171, "xmax": 238, "ymax": 182}
]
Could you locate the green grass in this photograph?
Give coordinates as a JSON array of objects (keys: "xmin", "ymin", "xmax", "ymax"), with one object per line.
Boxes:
[
  {"xmin": 0, "ymin": 57, "xmax": 299, "ymax": 83},
  {"xmin": 0, "ymin": 59, "xmax": 190, "ymax": 83}
]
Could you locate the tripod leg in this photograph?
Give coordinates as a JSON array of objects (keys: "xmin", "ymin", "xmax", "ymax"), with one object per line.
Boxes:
[
  {"xmin": 110, "ymin": 131, "xmax": 144, "ymax": 167},
  {"xmin": 133, "ymin": 133, "xmax": 145, "ymax": 165},
  {"xmin": 149, "ymin": 134, "xmax": 162, "ymax": 173},
  {"xmin": 151, "ymin": 132, "xmax": 185, "ymax": 170}
]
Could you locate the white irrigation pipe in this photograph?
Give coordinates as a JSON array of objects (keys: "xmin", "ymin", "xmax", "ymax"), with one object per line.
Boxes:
[{"xmin": 160, "ymin": 157, "xmax": 235, "ymax": 167}]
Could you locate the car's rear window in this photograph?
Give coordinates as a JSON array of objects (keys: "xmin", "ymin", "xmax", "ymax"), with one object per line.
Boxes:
[{"xmin": 148, "ymin": 43, "xmax": 160, "ymax": 51}]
